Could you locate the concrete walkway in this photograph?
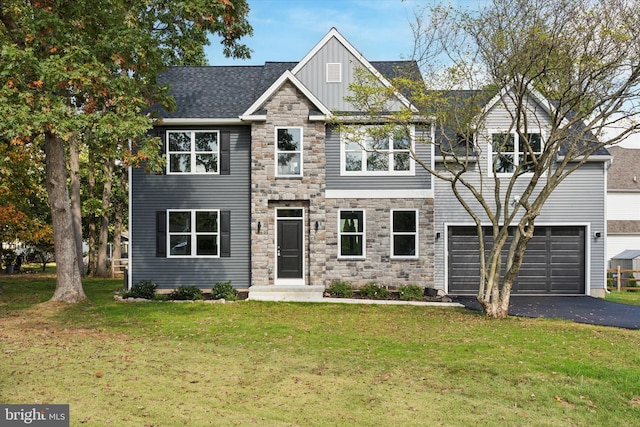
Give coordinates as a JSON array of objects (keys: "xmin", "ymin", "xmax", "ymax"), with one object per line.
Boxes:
[{"xmin": 454, "ymin": 296, "xmax": 640, "ymax": 330}]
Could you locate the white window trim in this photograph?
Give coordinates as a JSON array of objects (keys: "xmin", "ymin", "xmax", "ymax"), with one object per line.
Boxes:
[
  {"xmin": 390, "ymin": 209, "xmax": 419, "ymax": 259},
  {"xmin": 166, "ymin": 130, "xmax": 220, "ymax": 175},
  {"xmin": 326, "ymin": 63, "xmax": 342, "ymax": 83},
  {"xmin": 167, "ymin": 209, "xmax": 220, "ymax": 258},
  {"xmin": 338, "ymin": 209, "xmax": 366, "ymax": 260},
  {"xmin": 340, "ymin": 125, "xmax": 415, "ymax": 176},
  {"xmin": 488, "ymin": 130, "xmax": 544, "ymax": 177},
  {"xmin": 275, "ymin": 126, "xmax": 303, "ymax": 177}
]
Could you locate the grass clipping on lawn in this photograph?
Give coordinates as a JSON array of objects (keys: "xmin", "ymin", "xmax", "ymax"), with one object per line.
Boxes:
[{"xmin": 1, "ymin": 279, "xmax": 640, "ymax": 426}]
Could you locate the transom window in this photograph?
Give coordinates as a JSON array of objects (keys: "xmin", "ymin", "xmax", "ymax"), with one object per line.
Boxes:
[
  {"xmin": 491, "ymin": 132, "xmax": 542, "ymax": 174},
  {"xmin": 167, "ymin": 130, "xmax": 219, "ymax": 174},
  {"xmin": 342, "ymin": 126, "xmax": 413, "ymax": 175},
  {"xmin": 276, "ymin": 127, "xmax": 302, "ymax": 177},
  {"xmin": 391, "ymin": 210, "xmax": 418, "ymax": 258},
  {"xmin": 168, "ymin": 210, "xmax": 219, "ymax": 257},
  {"xmin": 339, "ymin": 210, "xmax": 365, "ymax": 258}
]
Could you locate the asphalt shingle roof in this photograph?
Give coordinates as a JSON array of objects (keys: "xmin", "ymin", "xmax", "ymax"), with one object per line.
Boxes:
[
  {"xmin": 153, "ymin": 60, "xmax": 419, "ymax": 119},
  {"xmin": 607, "ymin": 146, "xmax": 640, "ymax": 190}
]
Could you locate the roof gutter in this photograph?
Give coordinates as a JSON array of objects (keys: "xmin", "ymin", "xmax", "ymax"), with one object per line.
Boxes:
[{"xmin": 155, "ymin": 118, "xmax": 245, "ymax": 126}]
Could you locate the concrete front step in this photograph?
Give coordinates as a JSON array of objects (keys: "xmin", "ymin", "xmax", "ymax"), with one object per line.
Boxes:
[{"xmin": 248, "ymin": 285, "xmax": 325, "ymax": 302}]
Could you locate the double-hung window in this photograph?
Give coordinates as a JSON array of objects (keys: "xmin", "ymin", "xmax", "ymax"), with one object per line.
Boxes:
[
  {"xmin": 276, "ymin": 127, "xmax": 302, "ymax": 177},
  {"xmin": 167, "ymin": 130, "xmax": 219, "ymax": 174},
  {"xmin": 168, "ymin": 210, "xmax": 219, "ymax": 257},
  {"xmin": 342, "ymin": 126, "xmax": 413, "ymax": 175},
  {"xmin": 338, "ymin": 210, "xmax": 365, "ymax": 259},
  {"xmin": 391, "ymin": 210, "xmax": 418, "ymax": 258},
  {"xmin": 491, "ymin": 132, "xmax": 542, "ymax": 174}
]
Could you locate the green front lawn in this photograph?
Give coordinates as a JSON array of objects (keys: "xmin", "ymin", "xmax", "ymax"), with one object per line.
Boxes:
[
  {"xmin": 1, "ymin": 275, "xmax": 639, "ymax": 426},
  {"xmin": 606, "ymin": 289, "xmax": 640, "ymax": 306}
]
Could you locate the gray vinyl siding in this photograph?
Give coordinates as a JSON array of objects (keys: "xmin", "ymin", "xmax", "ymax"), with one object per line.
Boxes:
[
  {"xmin": 130, "ymin": 125, "xmax": 251, "ymax": 289},
  {"xmin": 433, "ymin": 156, "xmax": 607, "ymax": 294},
  {"xmin": 294, "ymin": 38, "xmax": 404, "ymax": 112},
  {"xmin": 433, "ymin": 92, "xmax": 607, "ymax": 294},
  {"xmin": 325, "ymin": 125, "xmax": 432, "ymax": 190}
]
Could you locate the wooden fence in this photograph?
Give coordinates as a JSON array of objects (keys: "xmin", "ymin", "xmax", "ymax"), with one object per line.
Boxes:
[
  {"xmin": 607, "ymin": 266, "xmax": 640, "ymax": 291},
  {"xmin": 111, "ymin": 258, "xmax": 128, "ymax": 278}
]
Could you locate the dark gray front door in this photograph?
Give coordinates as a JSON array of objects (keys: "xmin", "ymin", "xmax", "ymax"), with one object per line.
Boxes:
[
  {"xmin": 277, "ymin": 210, "xmax": 303, "ymax": 280},
  {"xmin": 448, "ymin": 226, "xmax": 585, "ymax": 295}
]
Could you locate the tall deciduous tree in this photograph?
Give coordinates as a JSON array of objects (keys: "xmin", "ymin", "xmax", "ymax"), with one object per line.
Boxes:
[
  {"xmin": 344, "ymin": 0, "xmax": 640, "ymax": 317},
  {"xmin": 0, "ymin": 0, "xmax": 252, "ymax": 302}
]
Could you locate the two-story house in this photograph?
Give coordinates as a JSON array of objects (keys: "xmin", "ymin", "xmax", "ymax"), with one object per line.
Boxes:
[{"xmin": 129, "ymin": 28, "xmax": 608, "ymax": 300}]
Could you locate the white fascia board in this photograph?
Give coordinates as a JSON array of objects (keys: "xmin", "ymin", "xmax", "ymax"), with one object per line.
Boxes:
[
  {"xmin": 334, "ymin": 114, "xmax": 434, "ymax": 123},
  {"xmin": 291, "ymin": 28, "xmax": 419, "ymax": 113},
  {"xmin": 241, "ymin": 70, "xmax": 332, "ymax": 117},
  {"xmin": 156, "ymin": 118, "xmax": 244, "ymax": 126},
  {"xmin": 481, "ymin": 84, "xmax": 571, "ymax": 128},
  {"xmin": 326, "ymin": 189, "xmax": 434, "ymax": 199},
  {"xmin": 557, "ymin": 154, "xmax": 612, "ymax": 162},
  {"xmin": 238, "ymin": 114, "xmax": 267, "ymax": 122}
]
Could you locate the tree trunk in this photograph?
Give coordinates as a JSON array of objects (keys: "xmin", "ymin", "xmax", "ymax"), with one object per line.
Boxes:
[
  {"xmin": 86, "ymin": 151, "xmax": 97, "ymax": 276},
  {"xmin": 44, "ymin": 132, "xmax": 86, "ymax": 303},
  {"xmin": 95, "ymin": 159, "xmax": 114, "ymax": 277},
  {"xmin": 68, "ymin": 135, "xmax": 86, "ymax": 277}
]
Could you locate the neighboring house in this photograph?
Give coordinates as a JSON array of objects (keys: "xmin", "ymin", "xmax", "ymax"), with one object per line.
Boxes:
[
  {"xmin": 129, "ymin": 28, "xmax": 609, "ymax": 300},
  {"xmin": 606, "ymin": 146, "xmax": 640, "ymax": 262}
]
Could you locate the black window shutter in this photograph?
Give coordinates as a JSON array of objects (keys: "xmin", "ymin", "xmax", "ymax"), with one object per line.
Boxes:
[
  {"xmin": 220, "ymin": 131, "xmax": 231, "ymax": 175},
  {"xmin": 220, "ymin": 210, "xmax": 231, "ymax": 257},
  {"xmin": 156, "ymin": 211, "xmax": 167, "ymax": 257}
]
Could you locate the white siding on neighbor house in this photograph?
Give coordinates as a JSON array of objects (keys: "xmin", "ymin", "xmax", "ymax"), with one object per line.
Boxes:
[
  {"xmin": 608, "ymin": 235, "xmax": 640, "ymax": 261},
  {"xmin": 294, "ymin": 37, "xmax": 404, "ymax": 112},
  {"xmin": 607, "ymin": 192, "xmax": 640, "ymax": 220}
]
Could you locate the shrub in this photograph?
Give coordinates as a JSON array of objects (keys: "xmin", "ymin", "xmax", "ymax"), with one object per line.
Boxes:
[
  {"xmin": 168, "ymin": 285, "xmax": 203, "ymax": 300},
  {"xmin": 358, "ymin": 283, "xmax": 390, "ymax": 300},
  {"xmin": 123, "ymin": 280, "xmax": 157, "ymax": 299},
  {"xmin": 211, "ymin": 281, "xmax": 237, "ymax": 300},
  {"xmin": 628, "ymin": 273, "xmax": 638, "ymax": 288},
  {"xmin": 327, "ymin": 281, "xmax": 353, "ymax": 298},
  {"xmin": 398, "ymin": 284, "xmax": 424, "ymax": 301}
]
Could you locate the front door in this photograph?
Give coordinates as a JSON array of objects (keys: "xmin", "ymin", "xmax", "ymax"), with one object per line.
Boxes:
[{"xmin": 276, "ymin": 208, "xmax": 304, "ymax": 283}]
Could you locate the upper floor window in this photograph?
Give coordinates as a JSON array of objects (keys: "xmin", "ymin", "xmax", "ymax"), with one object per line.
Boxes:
[
  {"xmin": 339, "ymin": 210, "xmax": 365, "ymax": 259},
  {"xmin": 491, "ymin": 132, "xmax": 542, "ymax": 174},
  {"xmin": 341, "ymin": 126, "xmax": 414, "ymax": 175},
  {"xmin": 167, "ymin": 131, "xmax": 219, "ymax": 174},
  {"xmin": 391, "ymin": 210, "xmax": 418, "ymax": 259},
  {"xmin": 276, "ymin": 127, "xmax": 303, "ymax": 177},
  {"xmin": 168, "ymin": 210, "xmax": 219, "ymax": 257}
]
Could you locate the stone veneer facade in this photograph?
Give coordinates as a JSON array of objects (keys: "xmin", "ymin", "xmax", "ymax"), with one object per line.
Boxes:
[
  {"xmin": 324, "ymin": 198, "xmax": 434, "ymax": 288},
  {"xmin": 250, "ymin": 82, "xmax": 327, "ymax": 287},
  {"xmin": 250, "ymin": 81, "xmax": 435, "ymax": 289}
]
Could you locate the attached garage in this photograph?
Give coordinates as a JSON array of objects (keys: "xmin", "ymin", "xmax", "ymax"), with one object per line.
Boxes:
[{"xmin": 448, "ymin": 226, "xmax": 586, "ymax": 295}]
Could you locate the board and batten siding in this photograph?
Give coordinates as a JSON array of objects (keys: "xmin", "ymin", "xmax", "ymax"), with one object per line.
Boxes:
[
  {"xmin": 325, "ymin": 125, "xmax": 432, "ymax": 191},
  {"xmin": 433, "ymin": 162, "xmax": 607, "ymax": 295},
  {"xmin": 130, "ymin": 125, "xmax": 251, "ymax": 289},
  {"xmin": 294, "ymin": 37, "xmax": 404, "ymax": 112}
]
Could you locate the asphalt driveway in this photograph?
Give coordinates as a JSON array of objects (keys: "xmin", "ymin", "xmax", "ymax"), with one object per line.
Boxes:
[{"xmin": 454, "ymin": 295, "xmax": 640, "ymax": 330}]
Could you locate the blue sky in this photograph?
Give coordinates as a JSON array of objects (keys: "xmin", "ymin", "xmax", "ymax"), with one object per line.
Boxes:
[{"xmin": 205, "ymin": 0, "xmax": 430, "ymax": 65}]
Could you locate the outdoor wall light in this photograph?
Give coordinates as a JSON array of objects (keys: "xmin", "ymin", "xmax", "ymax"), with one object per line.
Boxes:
[
  {"xmin": 315, "ymin": 221, "xmax": 319, "ymax": 231},
  {"xmin": 257, "ymin": 221, "xmax": 262, "ymax": 233},
  {"xmin": 593, "ymin": 231, "xmax": 602, "ymax": 238},
  {"xmin": 436, "ymin": 232, "xmax": 441, "ymax": 240}
]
